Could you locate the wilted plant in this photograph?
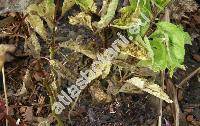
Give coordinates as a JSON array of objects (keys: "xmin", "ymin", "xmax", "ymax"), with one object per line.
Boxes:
[{"xmin": 0, "ymin": 0, "xmax": 192, "ymax": 125}]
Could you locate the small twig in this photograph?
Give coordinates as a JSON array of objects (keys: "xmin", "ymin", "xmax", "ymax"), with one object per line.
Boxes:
[
  {"xmin": 2, "ymin": 66, "xmax": 8, "ymax": 126},
  {"xmin": 158, "ymin": 71, "xmax": 165, "ymax": 126},
  {"xmin": 68, "ymin": 95, "xmax": 80, "ymax": 124},
  {"xmin": 158, "ymin": 8, "xmax": 170, "ymax": 126},
  {"xmin": 166, "ymin": 79, "xmax": 180, "ymax": 126},
  {"xmin": 177, "ymin": 67, "xmax": 200, "ymax": 89},
  {"xmin": 43, "ymin": 80, "xmax": 63, "ymax": 126},
  {"xmin": 0, "ymin": 33, "xmax": 25, "ymax": 38}
]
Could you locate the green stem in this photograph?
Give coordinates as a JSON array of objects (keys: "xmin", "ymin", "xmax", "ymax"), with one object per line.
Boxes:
[
  {"xmin": 47, "ymin": 0, "xmax": 63, "ymax": 125},
  {"xmin": 44, "ymin": 80, "xmax": 64, "ymax": 126}
]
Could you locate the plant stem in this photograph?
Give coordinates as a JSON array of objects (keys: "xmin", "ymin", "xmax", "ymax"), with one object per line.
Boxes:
[
  {"xmin": 158, "ymin": 71, "xmax": 165, "ymax": 126},
  {"xmin": 44, "ymin": 80, "xmax": 63, "ymax": 126},
  {"xmin": 2, "ymin": 66, "xmax": 8, "ymax": 126},
  {"xmin": 47, "ymin": 1, "xmax": 64, "ymax": 125}
]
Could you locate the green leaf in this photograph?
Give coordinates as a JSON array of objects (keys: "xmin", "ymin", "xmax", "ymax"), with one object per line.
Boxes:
[
  {"xmin": 150, "ymin": 37, "xmax": 168, "ymax": 71},
  {"xmin": 139, "ymin": 21, "xmax": 191, "ymax": 76},
  {"xmin": 153, "ymin": 0, "xmax": 171, "ymax": 11},
  {"xmin": 62, "ymin": 0, "xmax": 75, "ymax": 16},
  {"xmin": 75, "ymin": 0, "xmax": 97, "ymax": 13}
]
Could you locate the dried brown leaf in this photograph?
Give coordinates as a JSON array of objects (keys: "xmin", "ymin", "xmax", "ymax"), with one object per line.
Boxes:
[{"xmin": 89, "ymin": 81, "xmax": 112, "ymax": 103}]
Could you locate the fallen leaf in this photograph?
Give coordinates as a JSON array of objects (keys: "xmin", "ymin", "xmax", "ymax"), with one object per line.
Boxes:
[
  {"xmin": 20, "ymin": 106, "xmax": 35, "ymax": 122},
  {"xmin": 15, "ymin": 69, "xmax": 33, "ymax": 96},
  {"xmin": 89, "ymin": 81, "xmax": 112, "ymax": 103}
]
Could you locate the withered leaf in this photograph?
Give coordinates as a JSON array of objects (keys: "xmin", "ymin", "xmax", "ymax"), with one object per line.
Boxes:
[
  {"xmin": 62, "ymin": 0, "xmax": 75, "ymax": 16},
  {"xmin": 25, "ymin": 14, "xmax": 47, "ymax": 40},
  {"xmin": 120, "ymin": 77, "xmax": 173, "ymax": 103},
  {"xmin": 15, "ymin": 69, "xmax": 33, "ymax": 96},
  {"xmin": 76, "ymin": 0, "xmax": 97, "ymax": 13},
  {"xmin": 69, "ymin": 12, "xmax": 93, "ymax": 30},
  {"xmin": 89, "ymin": 81, "xmax": 112, "ymax": 103},
  {"xmin": 25, "ymin": 32, "xmax": 41, "ymax": 58},
  {"xmin": 49, "ymin": 59, "xmax": 78, "ymax": 82},
  {"xmin": 97, "ymin": 0, "xmax": 119, "ymax": 29}
]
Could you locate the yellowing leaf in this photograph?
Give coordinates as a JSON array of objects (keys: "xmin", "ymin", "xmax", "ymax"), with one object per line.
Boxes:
[
  {"xmin": 75, "ymin": 0, "xmax": 97, "ymax": 13},
  {"xmin": 15, "ymin": 69, "xmax": 33, "ymax": 96},
  {"xmin": 49, "ymin": 59, "xmax": 78, "ymax": 82},
  {"xmin": 62, "ymin": 0, "xmax": 75, "ymax": 16},
  {"xmin": 88, "ymin": 56, "xmax": 112, "ymax": 80},
  {"xmin": 97, "ymin": 0, "xmax": 119, "ymax": 29},
  {"xmin": 26, "ymin": 14, "xmax": 47, "ymax": 40},
  {"xmin": 25, "ymin": 0, "xmax": 55, "ymax": 32},
  {"xmin": 120, "ymin": 77, "xmax": 173, "ymax": 103},
  {"xmin": 59, "ymin": 37, "xmax": 97, "ymax": 59},
  {"xmin": 69, "ymin": 12, "xmax": 92, "ymax": 30},
  {"xmin": 100, "ymin": 0, "xmax": 109, "ymax": 16},
  {"xmin": 120, "ymin": 43, "xmax": 149, "ymax": 60},
  {"xmin": 25, "ymin": 33, "xmax": 41, "ymax": 58},
  {"xmin": 111, "ymin": 6, "xmax": 141, "ymax": 29},
  {"xmin": 59, "ymin": 38, "xmax": 112, "ymax": 81},
  {"xmin": 119, "ymin": 81, "xmax": 143, "ymax": 94},
  {"xmin": 0, "ymin": 44, "xmax": 16, "ymax": 55},
  {"xmin": 39, "ymin": 0, "xmax": 55, "ymax": 30}
]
